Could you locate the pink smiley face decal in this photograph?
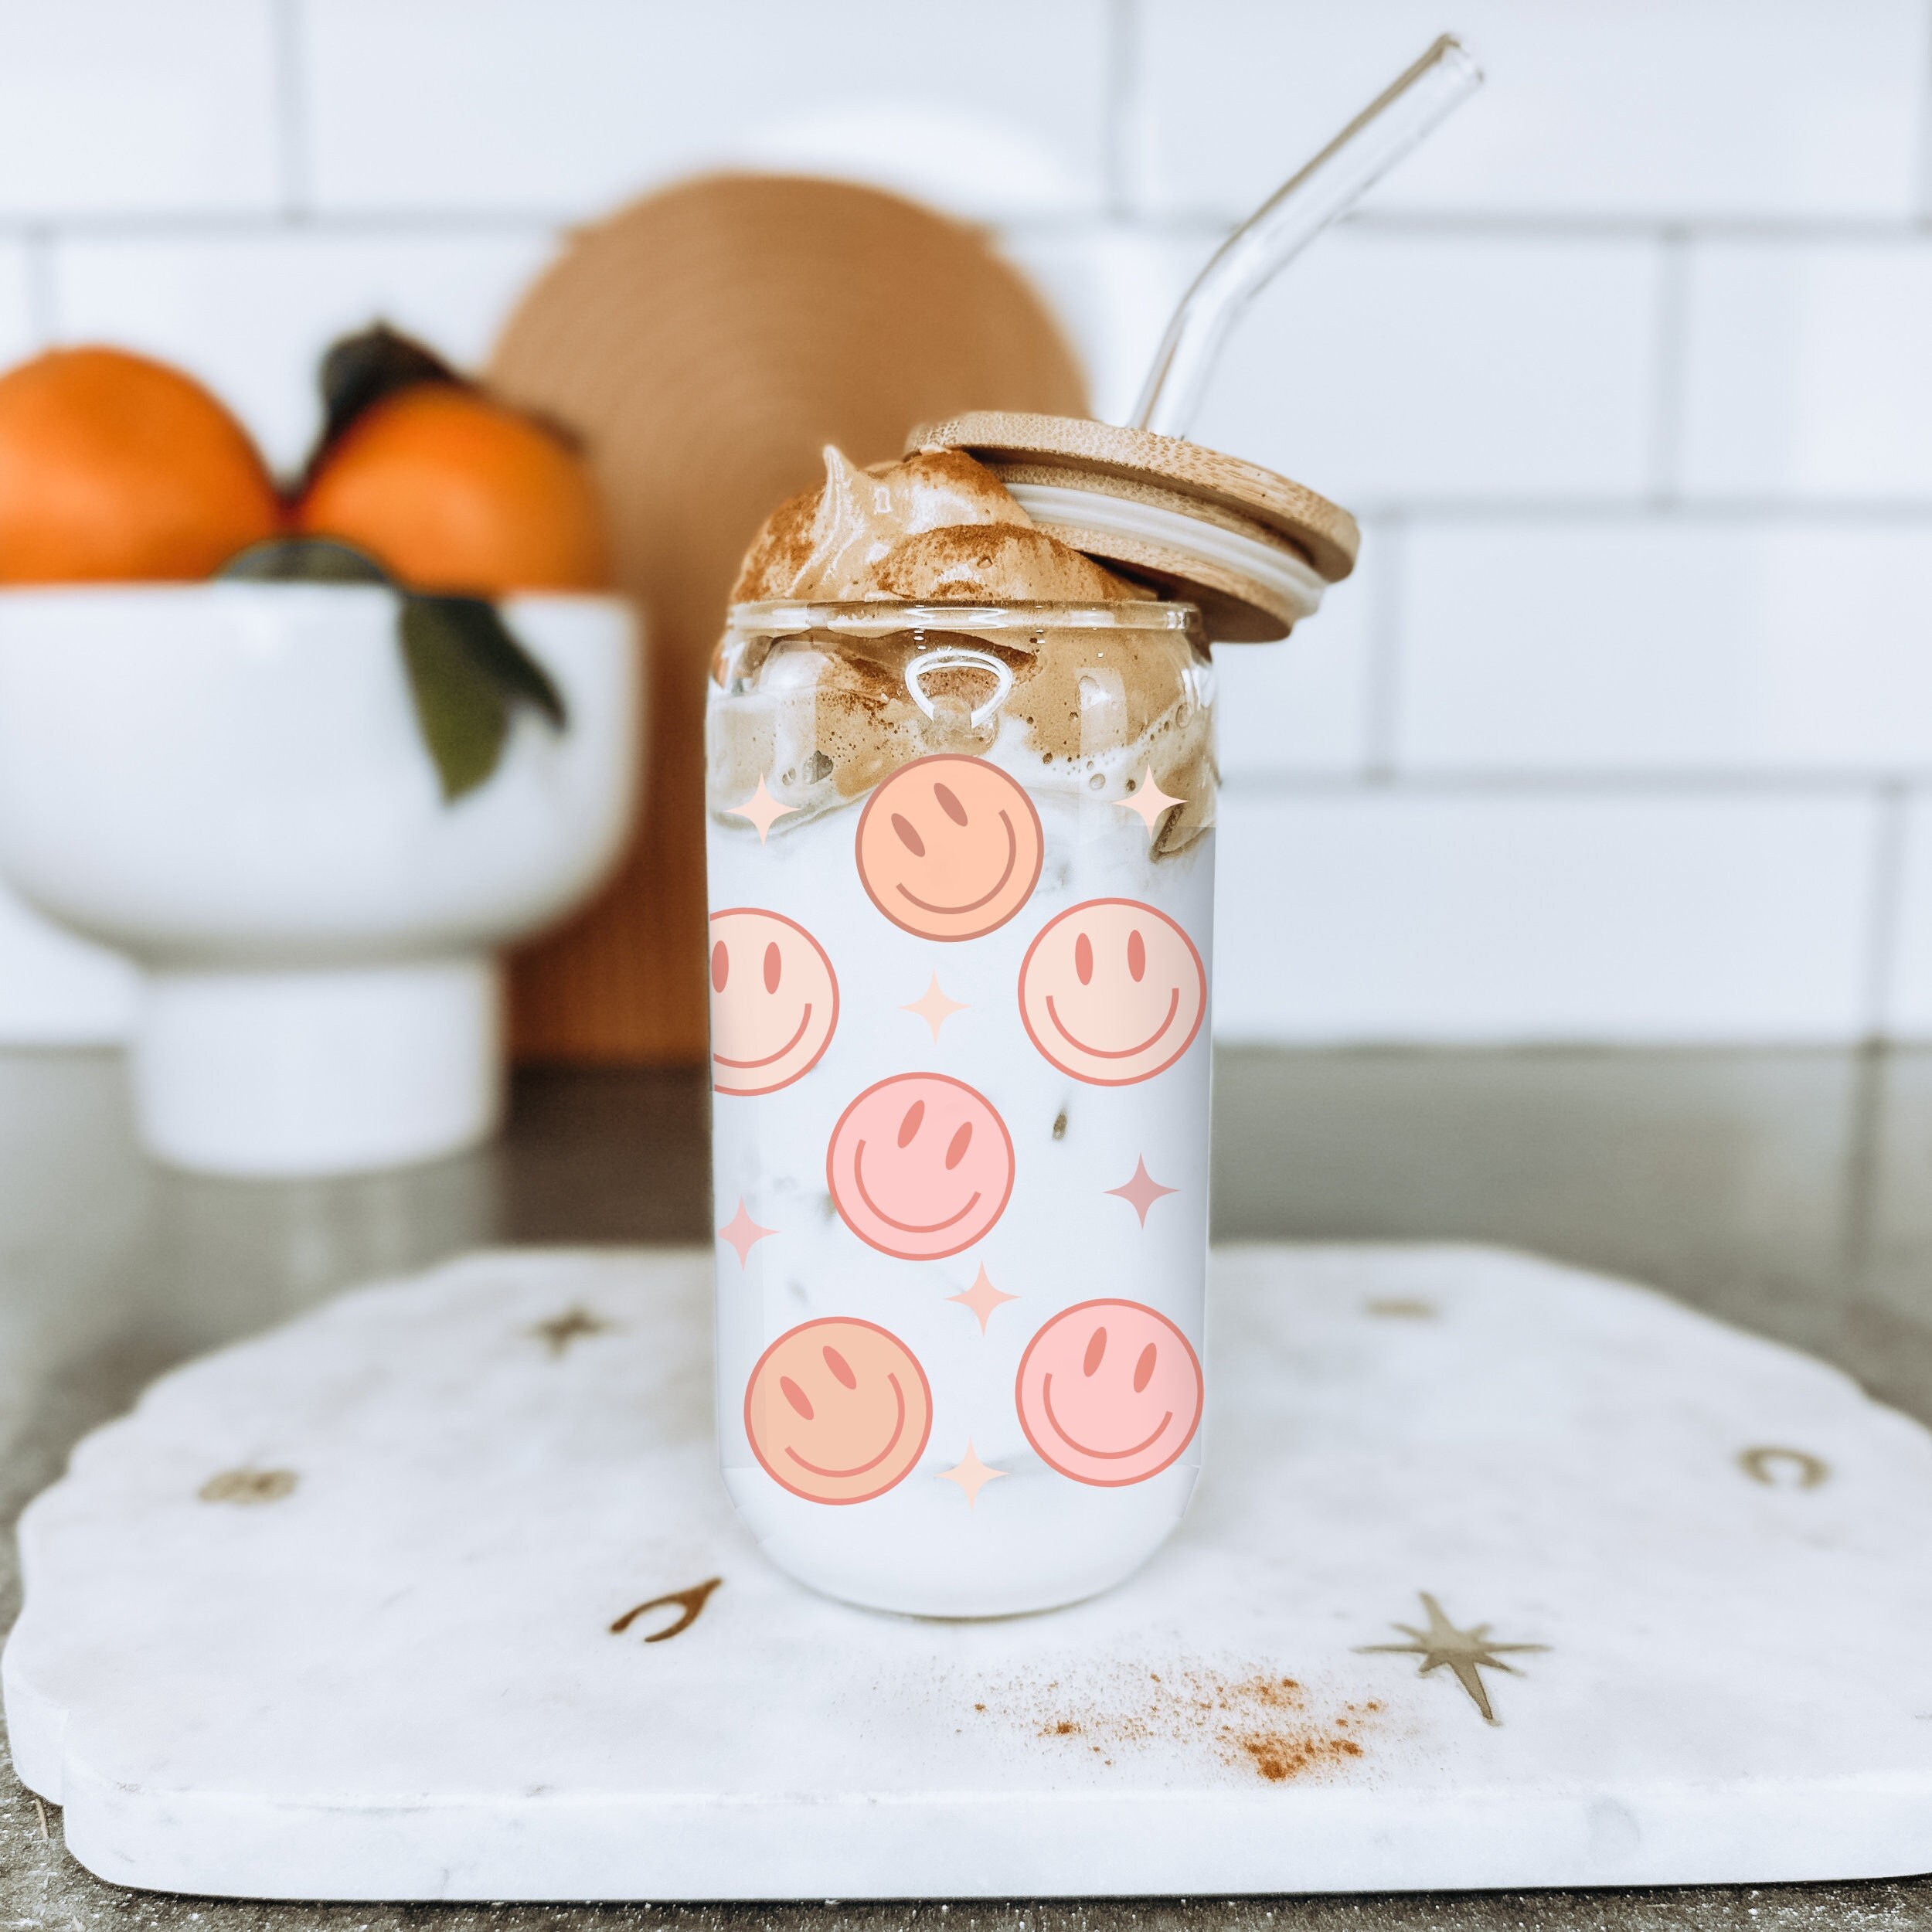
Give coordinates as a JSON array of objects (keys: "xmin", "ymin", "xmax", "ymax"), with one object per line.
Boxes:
[
  {"xmin": 855, "ymin": 754, "xmax": 1044, "ymax": 941},
  {"xmin": 709, "ymin": 908, "xmax": 839, "ymax": 1096},
  {"xmin": 1015, "ymin": 1299, "xmax": 1203, "ymax": 1486},
  {"xmin": 744, "ymin": 1317, "xmax": 933, "ymax": 1505},
  {"xmin": 1018, "ymin": 899, "xmax": 1207, "ymax": 1085},
  {"xmin": 826, "ymin": 1073, "xmax": 1015, "ymax": 1260}
]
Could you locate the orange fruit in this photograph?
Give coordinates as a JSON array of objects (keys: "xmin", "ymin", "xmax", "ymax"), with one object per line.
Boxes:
[
  {"xmin": 294, "ymin": 385, "xmax": 609, "ymax": 595},
  {"xmin": 0, "ymin": 346, "xmax": 282, "ymax": 583}
]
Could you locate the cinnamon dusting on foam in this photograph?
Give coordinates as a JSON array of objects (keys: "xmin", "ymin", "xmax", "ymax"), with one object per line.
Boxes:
[
  {"xmin": 713, "ymin": 446, "xmax": 1213, "ymax": 853},
  {"xmin": 731, "ymin": 446, "xmax": 1149, "ymax": 604}
]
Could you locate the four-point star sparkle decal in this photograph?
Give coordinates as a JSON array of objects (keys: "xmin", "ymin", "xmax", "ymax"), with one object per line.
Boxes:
[
  {"xmin": 902, "ymin": 973, "xmax": 968, "ymax": 1042},
  {"xmin": 1114, "ymin": 766, "xmax": 1184, "ymax": 838},
  {"xmin": 1106, "ymin": 1156, "xmax": 1178, "ymax": 1227},
  {"xmin": 1357, "ymin": 1591, "xmax": 1548, "ymax": 1724},
  {"xmin": 948, "ymin": 1264, "xmax": 1019, "ymax": 1333},
  {"xmin": 725, "ymin": 777, "xmax": 799, "ymax": 844},
  {"xmin": 716, "ymin": 1199, "xmax": 776, "ymax": 1267},
  {"xmin": 937, "ymin": 1441, "xmax": 1007, "ymax": 1507}
]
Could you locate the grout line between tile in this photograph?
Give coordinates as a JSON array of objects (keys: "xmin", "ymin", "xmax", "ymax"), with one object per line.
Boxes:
[
  {"xmin": 1859, "ymin": 781, "xmax": 1913, "ymax": 1043},
  {"xmin": 1917, "ymin": 0, "xmax": 1932, "ymax": 219},
  {"xmin": 1102, "ymin": 0, "xmax": 1142, "ymax": 219},
  {"xmin": 1341, "ymin": 496, "xmax": 1932, "ymax": 526},
  {"xmin": 1163, "ymin": 206, "xmax": 1932, "ymax": 243},
  {"xmin": 0, "ymin": 209, "xmax": 565, "ymax": 242},
  {"xmin": 1219, "ymin": 771, "xmax": 1929, "ymax": 801},
  {"xmin": 1646, "ymin": 228, "xmax": 1690, "ymax": 507},
  {"xmin": 4, "ymin": 205, "xmax": 1927, "ymax": 247},
  {"xmin": 270, "ymin": 0, "xmax": 312, "ymax": 222}
]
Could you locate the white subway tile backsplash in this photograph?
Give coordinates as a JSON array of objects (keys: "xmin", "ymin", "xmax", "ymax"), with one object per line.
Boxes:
[
  {"xmin": 0, "ymin": 0, "xmax": 279, "ymax": 216},
  {"xmin": 1397, "ymin": 521, "xmax": 1932, "ymax": 774},
  {"xmin": 1185, "ymin": 232, "xmax": 1661, "ymax": 506},
  {"xmin": 1680, "ymin": 241, "xmax": 1932, "ymax": 500},
  {"xmin": 0, "ymin": 243, "xmax": 39, "ymax": 364},
  {"xmin": 1213, "ymin": 790, "xmax": 1877, "ymax": 1043},
  {"xmin": 53, "ymin": 230, "xmax": 558, "ymax": 474},
  {"xmin": 302, "ymin": 0, "xmax": 1109, "ymax": 222},
  {"xmin": 1136, "ymin": 0, "xmax": 1927, "ymax": 221},
  {"xmin": 1882, "ymin": 795, "xmax": 1932, "ymax": 1039},
  {"xmin": 995, "ymin": 226, "xmax": 1190, "ymax": 429},
  {"xmin": 1213, "ymin": 549, "xmax": 1376, "ymax": 780},
  {"xmin": 0, "ymin": 0, "xmax": 1922, "ymax": 1049}
]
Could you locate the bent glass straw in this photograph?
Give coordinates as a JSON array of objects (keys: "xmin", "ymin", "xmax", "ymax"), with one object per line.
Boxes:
[{"xmin": 1129, "ymin": 34, "xmax": 1484, "ymax": 440}]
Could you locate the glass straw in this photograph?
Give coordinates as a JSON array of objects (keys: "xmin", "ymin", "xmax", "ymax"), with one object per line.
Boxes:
[{"xmin": 1130, "ymin": 34, "xmax": 1484, "ymax": 440}]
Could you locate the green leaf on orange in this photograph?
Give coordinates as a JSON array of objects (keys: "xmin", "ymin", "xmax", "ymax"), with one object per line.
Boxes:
[
  {"xmin": 219, "ymin": 536, "xmax": 393, "ymax": 583},
  {"xmin": 419, "ymin": 594, "xmax": 567, "ymax": 730},
  {"xmin": 399, "ymin": 597, "xmax": 512, "ymax": 802}
]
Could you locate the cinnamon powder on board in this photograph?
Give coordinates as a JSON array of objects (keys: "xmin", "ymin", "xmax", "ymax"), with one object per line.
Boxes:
[{"xmin": 971, "ymin": 1662, "xmax": 1382, "ymax": 1786}]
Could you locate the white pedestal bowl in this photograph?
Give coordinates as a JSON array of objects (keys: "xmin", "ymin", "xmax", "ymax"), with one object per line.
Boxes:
[{"xmin": 0, "ymin": 583, "xmax": 640, "ymax": 1177}]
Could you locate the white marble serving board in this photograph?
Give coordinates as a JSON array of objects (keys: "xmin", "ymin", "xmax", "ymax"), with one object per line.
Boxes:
[{"xmin": 9, "ymin": 1243, "xmax": 1932, "ymax": 1901}]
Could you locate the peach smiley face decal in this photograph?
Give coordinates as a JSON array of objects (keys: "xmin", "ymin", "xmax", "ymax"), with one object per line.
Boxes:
[
  {"xmin": 745, "ymin": 1318, "xmax": 932, "ymax": 1505},
  {"xmin": 709, "ymin": 908, "xmax": 839, "ymax": 1097},
  {"xmin": 826, "ymin": 1073, "xmax": 1015, "ymax": 1261},
  {"xmin": 1018, "ymin": 899, "xmax": 1207, "ymax": 1086},
  {"xmin": 1015, "ymin": 1300, "xmax": 1202, "ymax": 1487},
  {"xmin": 855, "ymin": 754, "xmax": 1044, "ymax": 941}
]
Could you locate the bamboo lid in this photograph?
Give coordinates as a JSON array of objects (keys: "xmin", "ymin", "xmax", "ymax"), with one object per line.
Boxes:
[{"xmin": 909, "ymin": 410, "xmax": 1359, "ymax": 641}]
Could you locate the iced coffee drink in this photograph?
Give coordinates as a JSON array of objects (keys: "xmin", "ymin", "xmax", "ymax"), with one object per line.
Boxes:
[{"xmin": 706, "ymin": 447, "xmax": 1216, "ymax": 1616}]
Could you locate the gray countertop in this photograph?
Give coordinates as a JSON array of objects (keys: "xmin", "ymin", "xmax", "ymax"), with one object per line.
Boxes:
[{"xmin": 5, "ymin": 1043, "xmax": 1930, "ymax": 1930}]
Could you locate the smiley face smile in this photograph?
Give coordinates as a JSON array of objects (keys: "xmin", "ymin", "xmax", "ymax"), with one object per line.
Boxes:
[
  {"xmin": 1045, "ymin": 985, "xmax": 1180, "ymax": 1060},
  {"xmin": 893, "ymin": 811, "xmax": 1018, "ymax": 916},
  {"xmin": 1019, "ymin": 899, "xmax": 1207, "ymax": 1087},
  {"xmin": 855, "ymin": 755, "xmax": 1043, "ymax": 941},
  {"xmin": 1040, "ymin": 1376, "xmax": 1172, "ymax": 1460},
  {"xmin": 1015, "ymin": 1300, "xmax": 1204, "ymax": 1487},
  {"xmin": 712, "ymin": 1004, "xmax": 814, "ymax": 1070},
  {"xmin": 827, "ymin": 1073, "xmax": 1015, "ymax": 1260},
  {"xmin": 852, "ymin": 1144, "xmax": 982, "ymax": 1235},
  {"xmin": 744, "ymin": 1318, "xmax": 932, "ymax": 1505},
  {"xmin": 783, "ymin": 1373, "xmax": 906, "ymax": 1478},
  {"xmin": 708, "ymin": 908, "xmax": 839, "ymax": 1096}
]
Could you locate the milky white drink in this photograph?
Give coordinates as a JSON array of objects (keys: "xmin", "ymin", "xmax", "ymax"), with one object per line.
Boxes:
[{"xmin": 706, "ymin": 451, "xmax": 1216, "ymax": 1616}]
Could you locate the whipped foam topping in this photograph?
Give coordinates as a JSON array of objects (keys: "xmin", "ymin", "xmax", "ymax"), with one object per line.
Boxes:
[
  {"xmin": 730, "ymin": 447, "xmax": 1151, "ymax": 605},
  {"xmin": 713, "ymin": 446, "xmax": 1212, "ymax": 859}
]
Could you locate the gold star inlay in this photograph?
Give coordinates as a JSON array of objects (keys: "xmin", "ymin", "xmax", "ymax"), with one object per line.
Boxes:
[
  {"xmin": 1357, "ymin": 1591, "xmax": 1547, "ymax": 1724},
  {"xmin": 531, "ymin": 1307, "xmax": 611, "ymax": 1357}
]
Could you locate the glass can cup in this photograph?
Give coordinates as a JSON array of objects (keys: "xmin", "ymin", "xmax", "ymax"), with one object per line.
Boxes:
[{"xmin": 706, "ymin": 600, "xmax": 1215, "ymax": 1616}]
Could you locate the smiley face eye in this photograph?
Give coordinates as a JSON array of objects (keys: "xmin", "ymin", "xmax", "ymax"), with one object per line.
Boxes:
[
  {"xmin": 822, "ymin": 1345, "xmax": 857, "ymax": 1389},
  {"xmin": 781, "ymin": 1376, "xmax": 814, "ymax": 1420},
  {"xmin": 944, "ymin": 1122, "xmax": 972, "ymax": 1169},
  {"xmin": 892, "ymin": 813, "xmax": 926, "ymax": 857},
  {"xmin": 1128, "ymin": 929, "xmax": 1146, "ymax": 982},
  {"xmin": 1134, "ymin": 1342, "xmax": 1157, "ymax": 1392},
  {"xmin": 934, "ymin": 781, "xmax": 968, "ymax": 826},
  {"xmin": 764, "ymin": 943, "xmax": 782, "ymax": 993},
  {"xmin": 1075, "ymin": 933, "xmax": 1094, "ymax": 985},
  {"xmin": 710, "ymin": 940, "xmax": 729, "ymax": 992},
  {"xmin": 1083, "ymin": 1326, "xmax": 1107, "ymax": 1376},
  {"xmin": 897, "ymin": 1100, "xmax": 925, "ymax": 1148}
]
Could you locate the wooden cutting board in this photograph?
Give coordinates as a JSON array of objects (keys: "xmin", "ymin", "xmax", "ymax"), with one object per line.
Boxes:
[{"xmin": 489, "ymin": 174, "xmax": 1087, "ymax": 1065}]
